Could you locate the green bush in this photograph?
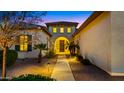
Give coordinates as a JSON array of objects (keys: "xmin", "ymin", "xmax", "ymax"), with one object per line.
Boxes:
[
  {"xmin": 83, "ymin": 59, "xmax": 91, "ymax": 65},
  {"xmin": 0, "ymin": 50, "xmax": 18, "ymax": 67},
  {"xmin": 11, "ymin": 74, "xmax": 56, "ymax": 81},
  {"xmin": 76, "ymin": 54, "xmax": 83, "ymax": 61},
  {"xmin": 76, "ymin": 55, "xmax": 91, "ymax": 65},
  {"xmin": 46, "ymin": 50, "xmax": 55, "ymax": 58}
]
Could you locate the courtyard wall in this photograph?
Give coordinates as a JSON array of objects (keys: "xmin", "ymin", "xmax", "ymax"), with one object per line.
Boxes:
[
  {"xmin": 75, "ymin": 12, "xmax": 111, "ymax": 74},
  {"xmin": 74, "ymin": 11, "xmax": 124, "ymax": 76},
  {"xmin": 111, "ymin": 12, "xmax": 124, "ymax": 75}
]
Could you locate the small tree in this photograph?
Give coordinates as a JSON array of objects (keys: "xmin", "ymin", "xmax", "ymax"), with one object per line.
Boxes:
[
  {"xmin": 67, "ymin": 41, "xmax": 80, "ymax": 55},
  {"xmin": 0, "ymin": 12, "xmax": 26, "ymax": 80},
  {"xmin": 33, "ymin": 43, "xmax": 47, "ymax": 63},
  {"xmin": 0, "ymin": 11, "xmax": 47, "ymax": 80}
]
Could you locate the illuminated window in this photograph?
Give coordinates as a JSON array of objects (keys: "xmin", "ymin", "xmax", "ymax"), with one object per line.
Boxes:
[
  {"xmin": 67, "ymin": 27, "xmax": 71, "ymax": 33},
  {"xmin": 60, "ymin": 27, "xmax": 64, "ymax": 33},
  {"xmin": 53, "ymin": 27, "xmax": 57, "ymax": 33},
  {"xmin": 20, "ymin": 35, "xmax": 28, "ymax": 51}
]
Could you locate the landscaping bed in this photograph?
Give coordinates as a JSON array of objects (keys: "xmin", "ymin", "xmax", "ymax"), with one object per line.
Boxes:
[
  {"xmin": 0, "ymin": 50, "xmax": 18, "ymax": 67},
  {"xmin": 11, "ymin": 74, "xmax": 56, "ymax": 81},
  {"xmin": 5, "ymin": 56, "xmax": 57, "ymax": 79}
]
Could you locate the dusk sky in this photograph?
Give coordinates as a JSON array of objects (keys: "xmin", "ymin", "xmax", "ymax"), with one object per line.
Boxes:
[
  {"xmin": 0, "ymin": 11, "xmax": 93, "ymax": 28},
  {"xmin": 41, "ymin": 11, "xmax": 93, "ymax": 28}
]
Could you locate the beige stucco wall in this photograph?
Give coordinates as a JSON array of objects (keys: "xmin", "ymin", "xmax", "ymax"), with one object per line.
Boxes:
[
  {"xmin": 10, "ymin": 30, "xmax": 50, "ymax": 59},
  {"xmin": 111, "ymin": 12, "xmax": 124, "ymax": 74},
  {"xmin": 74, "ymin": 11, "xmax": 124, "ymax": 75},
  {"xmin": 74, "ymin": 12, "xmax": 111, "ymax": 74}
]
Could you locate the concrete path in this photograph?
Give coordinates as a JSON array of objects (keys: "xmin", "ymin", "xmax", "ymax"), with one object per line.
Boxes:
[{"xmin": 51, "ymin": 55, "xmax": 75, "ymax": 81}]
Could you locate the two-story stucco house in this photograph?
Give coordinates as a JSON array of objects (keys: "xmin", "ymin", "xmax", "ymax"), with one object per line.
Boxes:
[
  {"xmin": 45, "ymin": 21, "xmax": 78, "ymax": 54},
  {"xmin": 10, "ymin": 21, "xmax": 79, "ymax": 59}
]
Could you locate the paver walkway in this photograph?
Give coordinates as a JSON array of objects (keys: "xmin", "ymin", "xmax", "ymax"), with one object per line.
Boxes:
[{"xmin": 51, "ymin": 55, "xmax": 75, "ymax": 81}]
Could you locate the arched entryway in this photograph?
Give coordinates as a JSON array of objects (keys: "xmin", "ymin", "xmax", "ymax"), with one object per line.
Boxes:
[{"xmin": 54, "ymin": 37, "xmax": 70, "ymax": 55}]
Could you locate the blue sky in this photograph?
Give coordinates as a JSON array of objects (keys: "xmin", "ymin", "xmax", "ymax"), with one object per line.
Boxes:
[
  {"xmin": 0, "ymin": 11, "xmax": 93, "ymax": 28},
  {"xmin": 41, "ymin": 11, "xmax": 93, "ymax": 28}
]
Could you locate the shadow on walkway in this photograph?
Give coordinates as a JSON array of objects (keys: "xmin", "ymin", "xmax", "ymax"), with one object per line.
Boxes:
[{"xmin": 68, "ymin": 57, "xmax": 124, "ymax": 81}]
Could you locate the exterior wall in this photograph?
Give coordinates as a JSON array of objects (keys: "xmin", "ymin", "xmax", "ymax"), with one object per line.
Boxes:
[
  {"xmin": 48, "ymin": 25, "xmax": 76, "ymax": 40},
  {"xmin": 48, "ymin": 24, "xmax": 77, "ymax": 54},
  {"xmin": 111, "ymin": 12, "xmax": 124, "ymax": 75},
  {"xmin": 74, "ymin": 12, "xmax": 111, "ymax": 73},
  {"xmin": 10, "ymin": 30, "xmax": 50, "ymax": 59}
]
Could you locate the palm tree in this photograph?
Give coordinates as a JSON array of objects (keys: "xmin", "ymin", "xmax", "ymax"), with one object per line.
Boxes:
[
  {"xmin": 34, "ymin": 43, "xmax": 47, "ymax": 63},
  {"xmin": 67, "ymin": 41, "xmax": 80, "ymax": 55}
]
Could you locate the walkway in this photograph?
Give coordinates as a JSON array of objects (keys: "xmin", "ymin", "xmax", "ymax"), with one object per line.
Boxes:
[{"xmin": 51, "ymin": 55, "xmax": 75, "ymax": 81}]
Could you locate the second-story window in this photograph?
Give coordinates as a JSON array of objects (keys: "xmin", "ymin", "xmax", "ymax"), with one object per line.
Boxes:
[
  {"xmin": 60, "ymin": 27, "xmax": 64, "ymax": 33},
  {"xmin": 53, "ymin": 27, "xmax": 57, "ymax": 33},
  {"xmin": 67, "ymin": 27, "xmax": 71, "ymax": 33}
]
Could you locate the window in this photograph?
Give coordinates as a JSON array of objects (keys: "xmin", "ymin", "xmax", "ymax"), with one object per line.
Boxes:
[
  {"xmin": 60, "ymin": 27, "xmax": 64, "ymax": 33},
  {"xmin": 15, "ymin": 35, "xmax": 32, "ymax": 51},
  {"xmin": 67, "ymin": 27, "xmax": 71, "ymax": 33},
  {"xmin": 20, "ymin": 35, "xmax": 28, "ymax": 51},
  {"xmin": 53, "ymin": 27, "xmax": 57, "ymax": 33}
]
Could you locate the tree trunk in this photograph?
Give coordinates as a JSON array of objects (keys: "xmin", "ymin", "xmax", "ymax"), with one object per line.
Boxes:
[
  {"xmin": 38, "ymin": 49, "xmax": 42, "ymax": 63},
  {"xmin": 40, "ymin": 50, "xmax": 42, "ymax": 62},
  {"xmin": 74, "ymin": 46, "xmax": 76, "ymax": 55},
  {"xmin": 72, "ymin": 46, "xmax": 74, "ymax": 55},
  {"xmin": 2, "ymin": 47, "xmax": 7, "ymax": 80}
]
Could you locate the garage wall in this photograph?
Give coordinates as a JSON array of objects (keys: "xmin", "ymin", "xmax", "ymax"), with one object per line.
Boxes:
[
  {"xmin": 76, "ymin": 12, "xmax": 111, "ymax": 73},
  {"xmin": 111, "ymin": 12, "xmax": 124, "ymax": 75}
]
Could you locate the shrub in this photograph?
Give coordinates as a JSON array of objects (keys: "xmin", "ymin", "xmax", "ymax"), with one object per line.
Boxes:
[
  {"xmin": 46, "ymin": 50, "xmax": 55, "ymax": 58},
  {"xmin": 76, "ymin": 54, "xmax": 83, "ymax": 61},
  {"xmin": 11, "ymin": 74, "xmax": 56, "ymax": 81},
  {"xmin": 76, "ymin": 54, "xmax": 91, "ymax": 65},
  {"xmin": 71, "ymin": 54, "xmax": 77, "ymax": 57},
  {"xmin": 82, "ymin": 59, "xmax": 91, "ymax": 65},
  {"xmin": 0, "ymin": 50, "xmax": 18, "ymax": 67}
]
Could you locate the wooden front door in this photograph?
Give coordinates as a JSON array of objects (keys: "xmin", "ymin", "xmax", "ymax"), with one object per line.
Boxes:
[{"xmin": 59, "ymin": 40, "xmax": 65, "ymax": 52}]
